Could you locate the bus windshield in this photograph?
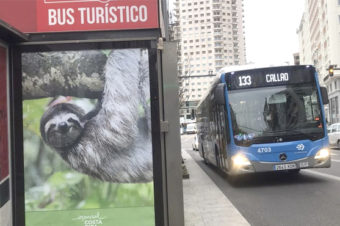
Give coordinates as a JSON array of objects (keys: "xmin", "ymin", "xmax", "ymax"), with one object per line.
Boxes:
[{"xmin": 228, "ymin": 84, "xmax": 324, "ymax": 146}]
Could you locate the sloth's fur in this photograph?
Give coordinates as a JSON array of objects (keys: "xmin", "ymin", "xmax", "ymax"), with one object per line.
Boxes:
[{"xmin": 40, "ymin": 49, "xmax": 152, "ymax": 183}]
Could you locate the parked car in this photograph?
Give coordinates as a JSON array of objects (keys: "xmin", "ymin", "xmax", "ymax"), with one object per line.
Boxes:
[
  {"xmin": 328, "ymin": 123, "xmax": 340, "ymax": 149},
  {"xmin": 186, "ymin": 123, "xmax": 197, "ymax": 134},
  {"xmin": 192, "ymin": 134, "xmax": 199, "ymax": 151}
]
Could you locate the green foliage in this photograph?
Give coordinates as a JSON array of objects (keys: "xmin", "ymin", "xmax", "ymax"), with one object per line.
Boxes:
[
  {"xmin": 101, "ymin": 49, "xmax": 112, "ymax": 57},
  {"xmin": 23, "ymin": 99, "xmax": 154, "ymax": 213},
  {"xmin": 23, "ymin": 98, "xmax": 50, "ymax": 135}
]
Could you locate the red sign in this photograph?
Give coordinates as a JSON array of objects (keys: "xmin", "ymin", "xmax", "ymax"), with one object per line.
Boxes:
[
  {"xmin": 0, "ymin": 0, "xmax": 159, "ymax": 33},
  {"xmin": 0, "ymin": 46, "xmax": 9, "ymax": 181},
  {"xmin": 36, "ymin": 0, "xmax": 159, "ymax": 32}
]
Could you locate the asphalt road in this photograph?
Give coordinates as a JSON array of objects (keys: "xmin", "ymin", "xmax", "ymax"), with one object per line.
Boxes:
[{"xmin": 181, "ymin": 134, "xmax": 340, "ymax": 226}]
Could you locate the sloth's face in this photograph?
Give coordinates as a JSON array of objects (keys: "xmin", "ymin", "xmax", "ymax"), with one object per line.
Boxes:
[{"xmin": 44, "ymin": 112, "xmax": 84, "ymax": 148}]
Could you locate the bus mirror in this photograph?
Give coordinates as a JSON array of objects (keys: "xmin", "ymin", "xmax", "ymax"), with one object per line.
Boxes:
[
  {"xmin": 214, "ymin": 84, "xmax": 226, "ymax": 105},
  {"xmin": 320, "ymin": 87, "xmax": 329, "ymax": 105}
]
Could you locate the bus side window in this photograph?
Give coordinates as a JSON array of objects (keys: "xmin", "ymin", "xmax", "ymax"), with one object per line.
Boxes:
[
  {"xmin": 224, "ymin": 106, "xmax": 231, "ymax": 144},
  {"xmin": 217, "ymin": 105, "xmax": 227, "ymax": 144}
]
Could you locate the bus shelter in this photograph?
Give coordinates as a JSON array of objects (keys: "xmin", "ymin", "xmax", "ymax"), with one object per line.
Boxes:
[{"xmin": 0, "ymin": 0, "xmax": 183, "ymax": 225}]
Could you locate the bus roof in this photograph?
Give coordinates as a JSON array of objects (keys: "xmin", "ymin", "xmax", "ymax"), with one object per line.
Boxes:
[{"xmin": 217, "ymin": 64, "xmax": 313, "ymax": 75}]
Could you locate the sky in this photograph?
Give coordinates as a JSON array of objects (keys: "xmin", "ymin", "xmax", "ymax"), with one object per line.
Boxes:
[
  {"xmin": 168, "ymin": 0, "xmax": 305, "ymax": 65},
  {"xmin": 244, "ymin": 0, "xmax": 305, "ymax": 65}
]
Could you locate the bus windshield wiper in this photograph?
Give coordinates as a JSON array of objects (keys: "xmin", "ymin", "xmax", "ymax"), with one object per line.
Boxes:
[{"xmin": 263, "ymin": 129, "xmax": 294, "ymax": 134}]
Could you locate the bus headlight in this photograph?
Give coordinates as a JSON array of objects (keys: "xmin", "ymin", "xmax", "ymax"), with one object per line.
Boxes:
[
  {"xmin": 232, "ymin": 153, "xmax": 251, "ymax": 167},
  {"xmin": 314, "ymin": 148, "xmax": 330, "ymax": 160}
]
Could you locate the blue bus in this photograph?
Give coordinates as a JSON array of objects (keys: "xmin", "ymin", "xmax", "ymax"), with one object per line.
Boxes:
[{"xmin": 196, "ymin": 65, "xmax": 330, "ymax": 177}]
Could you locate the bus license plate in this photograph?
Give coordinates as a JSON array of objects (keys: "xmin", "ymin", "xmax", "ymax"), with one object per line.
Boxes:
[{"xmin": 274, "ymin": 163, "xmax": 297, "ymax": 170}]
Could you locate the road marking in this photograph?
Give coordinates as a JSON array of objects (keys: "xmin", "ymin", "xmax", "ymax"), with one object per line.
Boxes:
[
  {"xmin": 304, "ymin": 169, "xmax": 340, "ymax": 182},
  {"xmin": 331, "ymin": 159, "xmax": 340, "ymax": 163},
  {"xmin": 331, "ymin": 153, "xmax": 338, "ymax": 156}
]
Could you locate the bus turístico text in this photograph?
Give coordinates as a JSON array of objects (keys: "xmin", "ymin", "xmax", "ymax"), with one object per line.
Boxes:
[{"xmin": 196, "ymin": 65, "xmax": 330, "ymax": 177}]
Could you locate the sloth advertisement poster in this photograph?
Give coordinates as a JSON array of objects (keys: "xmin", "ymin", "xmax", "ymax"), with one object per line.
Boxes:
[{"xmin": 21, "ymin": 48, "xmax": 154, "ymax": 226}]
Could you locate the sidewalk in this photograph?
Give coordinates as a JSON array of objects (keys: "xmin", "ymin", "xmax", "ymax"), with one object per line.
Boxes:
[{"xmin": 182, "ymin": 150, "xmax": 250, "ymax": 226}]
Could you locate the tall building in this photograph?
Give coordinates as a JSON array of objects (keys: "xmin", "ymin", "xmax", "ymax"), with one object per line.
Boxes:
[
  {"xmin": 297, "ymin": 0, "xmax": 340, "ymax": 123},
  {"xmin": 174, "ymin": 0, "xmax": 246, "ymax": 120}
]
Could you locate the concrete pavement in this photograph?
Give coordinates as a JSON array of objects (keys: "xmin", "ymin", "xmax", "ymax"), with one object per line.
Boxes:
[{"xmin": 182, "ymin": 150, "xmax": 250, "ymax": 226}]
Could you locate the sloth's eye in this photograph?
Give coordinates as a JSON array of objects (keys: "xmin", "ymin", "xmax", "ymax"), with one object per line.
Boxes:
[
  {"xmin": 67, "ymin": 118, "xmax": 81, "ymax": 127},
  {"xmin": 50, "ymin": 123, "xmax": 56, "ymax": 128},
  {"xmin": 68, "ymin": 118, "xmax": 80, "ymax": 126}
]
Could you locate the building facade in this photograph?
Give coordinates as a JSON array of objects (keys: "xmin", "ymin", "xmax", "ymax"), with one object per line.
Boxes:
[
  {"xmin": 173, "ymin": 0, "xmax": 246, "ymax": 120},
  {"xmin": 178, "ymin": 73, "xmax": 216, "ymax": 120},
  {"xmin": 297, "ymin": 0, "xmax": 340, "ymax": 124}
]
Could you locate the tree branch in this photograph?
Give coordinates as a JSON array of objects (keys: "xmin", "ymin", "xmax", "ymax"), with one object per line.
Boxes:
[{"xmin": 22, "ymin": 50, "xmax": 108, "ymax": 100}]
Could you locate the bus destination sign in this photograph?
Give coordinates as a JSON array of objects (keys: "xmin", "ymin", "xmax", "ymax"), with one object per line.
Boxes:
[{"xmin": 225, "ymin": 66, "xmax": 315, "ymax": 90}]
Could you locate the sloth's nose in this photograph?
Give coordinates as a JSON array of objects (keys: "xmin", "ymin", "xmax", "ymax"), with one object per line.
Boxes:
[{"xmin": 58, "ymin": 122, "xmax": 68, "ymax": 133}]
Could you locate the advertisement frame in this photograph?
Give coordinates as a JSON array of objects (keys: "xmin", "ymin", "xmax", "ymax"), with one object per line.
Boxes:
[
  {"xmin": 10, "ymin": 40, "xmax": 164, "ymax": 226},
  {"xmin": 0, "ymin": 40, "xmax": 12, "ymax": 226}
]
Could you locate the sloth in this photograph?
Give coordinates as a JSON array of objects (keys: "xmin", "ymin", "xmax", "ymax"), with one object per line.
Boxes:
[{"xmin": 40, "ymin": 49, "xmax": 153, "ymax": 183}]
